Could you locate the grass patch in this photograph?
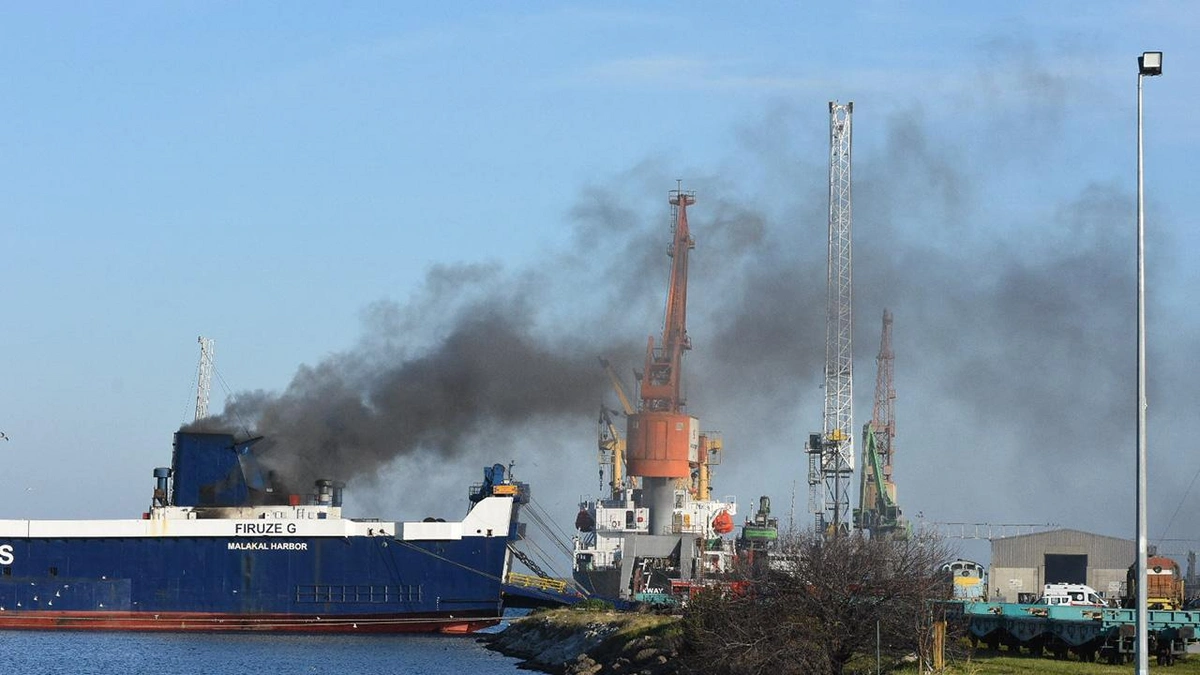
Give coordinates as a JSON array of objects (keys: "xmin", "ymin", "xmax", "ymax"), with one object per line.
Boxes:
[
  {"xmin": 517, "ymin": 607, "xmax": 678, "ymax": 634},
  {"xmin": 572, "ymin": 598, "xmax": 615, "ymax": 612}
]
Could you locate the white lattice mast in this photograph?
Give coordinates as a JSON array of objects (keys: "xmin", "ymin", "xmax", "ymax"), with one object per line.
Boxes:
[
  {"xmin": 194, "ymin": 336, "xmax": 215, "ymax": 422},
  {"xmin": 808, "ymin": 101, "xmax": 854, "ymax": 533}
]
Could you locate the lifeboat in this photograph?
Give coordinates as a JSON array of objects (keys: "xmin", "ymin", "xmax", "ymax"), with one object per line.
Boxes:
[
  {"xmin": 574, "ymin": 509, "xmax": 595, "ymax": 533},
  {"xmin": 711, "ymin": 510, "xmax": 734, "ymax": 535}
]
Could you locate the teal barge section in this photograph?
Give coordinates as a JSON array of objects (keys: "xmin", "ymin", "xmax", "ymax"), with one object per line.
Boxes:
[{"xmin": 954, "ymin": 601, "xmax": 1199, "ymax": 666}]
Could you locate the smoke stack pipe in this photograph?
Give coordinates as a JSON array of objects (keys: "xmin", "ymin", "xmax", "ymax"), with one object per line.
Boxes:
[
  {"xmin": 316, "ymin": 479, "xmax": 333, "ymax": 505},
  {"xmin": 152, "ymin": 467, "xmax": 172, "ymax": 506},
  {"xmin": 153, "ymin": 467, "xmax": 171, "ymax": 493}
]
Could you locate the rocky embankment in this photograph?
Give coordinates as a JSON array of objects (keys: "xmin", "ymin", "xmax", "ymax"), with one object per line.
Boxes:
[{"xmin": 485, "ymin": 609, "xmax": 683, "ymax": 675}]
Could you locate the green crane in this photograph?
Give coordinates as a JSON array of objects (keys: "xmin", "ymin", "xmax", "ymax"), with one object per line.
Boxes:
[{"xmin": 853, "ymin": 310, "xmax": 909, "ymax": 539}]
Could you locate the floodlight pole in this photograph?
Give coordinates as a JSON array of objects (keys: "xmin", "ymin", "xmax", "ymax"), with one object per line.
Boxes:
[{"xmin": 1134, "ymin": 49, "xmax": 1162, "ymax": 675}]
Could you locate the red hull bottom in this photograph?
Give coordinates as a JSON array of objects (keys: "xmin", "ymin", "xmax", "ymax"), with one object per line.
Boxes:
[{"xmin": 0, "ymin": 610, "xmax": 501, "ymax": 634}]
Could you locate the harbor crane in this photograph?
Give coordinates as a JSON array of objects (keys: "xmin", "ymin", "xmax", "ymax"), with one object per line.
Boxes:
[
  {"xmin": 854, "ymin": 309, "xmax": 908, "ymax": 538},
  {"xmin": 808, "ymin": 101, "xmax": 855, "ymax": 534},
  {"xmin": 626, "ymin": 184, "xmax": 698, "ymax": 535},
  {"xmin": 624, "ymin": 184, "xmax": 726, "ymax": 532}
]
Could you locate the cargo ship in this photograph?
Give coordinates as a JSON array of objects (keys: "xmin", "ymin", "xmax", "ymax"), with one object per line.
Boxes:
[{"xmin": 0, "ymin": 431, "xmax": 526, "ymax": 633}]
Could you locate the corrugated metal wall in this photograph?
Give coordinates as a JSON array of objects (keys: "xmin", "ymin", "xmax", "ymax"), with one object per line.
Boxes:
[{"xmin": 988, "ymin": 529, "xmax": 1134, "ymax": 601}]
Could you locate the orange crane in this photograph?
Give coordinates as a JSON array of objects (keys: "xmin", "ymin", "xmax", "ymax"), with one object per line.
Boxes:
[
  {"xmin": 635, "ymin": 191, "xmax": 694, "ymax": 416},
  {"xmin": 627, "ymin": 186, "xmax": 697, "ymax": 477},
  {"xmin": 626, "ymin": 185, "xmax": 702, "ymax": 533}
]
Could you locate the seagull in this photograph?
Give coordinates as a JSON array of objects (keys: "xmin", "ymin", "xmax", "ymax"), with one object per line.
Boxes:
[{"xmin": 0, "ymin": 432, "xmax": 7, "ymax": 441}]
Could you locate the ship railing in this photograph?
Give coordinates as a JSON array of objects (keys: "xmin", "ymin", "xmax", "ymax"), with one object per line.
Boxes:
[{"xmin": 506, "ymin": 572, "xmax": 568, "ymax": 594}]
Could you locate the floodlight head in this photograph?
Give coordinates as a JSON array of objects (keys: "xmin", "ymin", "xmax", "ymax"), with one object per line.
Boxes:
[{"xmin": 1139, "ymin": 51, "xmax": 1163, "ymax": 76}]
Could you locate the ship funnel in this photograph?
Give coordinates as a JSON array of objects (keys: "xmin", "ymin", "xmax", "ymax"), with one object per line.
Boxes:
[
  {"xmin": 315, "ymin": 479, "xmax": 333, "ymax": 505},
  {"xmin": 332, "ymin": 481, "xmax": 345, "ymax": 508},
  {"xmin": 152, "ymin": 467, "xmax": 172, "ymax": 506}
]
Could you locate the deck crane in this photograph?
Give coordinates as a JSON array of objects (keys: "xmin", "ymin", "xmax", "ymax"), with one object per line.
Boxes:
[
  {"xmin": 808, "ymin": 101, "xmax": 855, "ymax": 535},
  {"xmin": 597, "ymin": 408, "xmax": 626, "ymax": 500},
  {"xmin": 599, "ymin": 358, "xmax": 636, "ymax": 416},
  {"xmin": 853, "ymin": 310, "xmax": 908, "ymax": 538},
  {"xmin": 597, "ymin": 358, "xmax": 637, "ymax": 500},
  {"xmin": 626, "ymin": 183, "xmax": 706, "ymax": 535}
]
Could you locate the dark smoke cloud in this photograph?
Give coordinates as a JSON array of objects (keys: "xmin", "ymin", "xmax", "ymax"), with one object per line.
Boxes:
[{"xmin": 189, "ymin": 266, "xmax": 640, "ymax": 490}]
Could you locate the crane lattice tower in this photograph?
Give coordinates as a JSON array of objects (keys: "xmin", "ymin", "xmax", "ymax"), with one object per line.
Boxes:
[
  {"xmin": 808, "ymin": 101, "xmax": 854, "ymax": 533},
  {"xmin": 195, "ymin": 336, "xmax": 215, "ymax": 422}
]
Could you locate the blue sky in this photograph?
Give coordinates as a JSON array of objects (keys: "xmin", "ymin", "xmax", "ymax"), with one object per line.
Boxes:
[{"xmin": 1, "ymin": 3, "xmax": 1197, "ymax": 570}]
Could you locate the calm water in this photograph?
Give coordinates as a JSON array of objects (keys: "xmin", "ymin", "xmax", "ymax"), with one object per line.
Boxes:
[{"xmin": 0, "ymin": 630, "xmax": 525, "ymax": 675}]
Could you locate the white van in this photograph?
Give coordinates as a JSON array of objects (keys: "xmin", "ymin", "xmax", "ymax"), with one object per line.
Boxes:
[{"xmin": 1041, "ymin": 583, "xmax": 1107, "ymax": 607}]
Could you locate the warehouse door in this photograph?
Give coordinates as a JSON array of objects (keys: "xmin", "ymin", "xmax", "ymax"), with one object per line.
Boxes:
[{"xmin": 1044, "ymin": 554, "xmax": 1088, "ymax": 584}]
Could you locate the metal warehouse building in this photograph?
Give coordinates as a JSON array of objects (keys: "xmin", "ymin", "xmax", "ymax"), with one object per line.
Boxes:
[{"xmin": 989, "ymin": 529, "xmax": 1133, "ymax": 603}]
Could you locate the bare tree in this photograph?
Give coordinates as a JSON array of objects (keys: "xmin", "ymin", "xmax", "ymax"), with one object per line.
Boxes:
[{"xmin": 680, "ymin": 531, "xmax": 954, "ymax": 675}]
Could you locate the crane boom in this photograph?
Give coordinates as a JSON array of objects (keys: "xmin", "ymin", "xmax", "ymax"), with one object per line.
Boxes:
[
  {"xmin": 194, "ymin": 336, "xmax": 215, "ymax": 422},
  {"xmin": 637, "ymin": 186, "xmax": 695, "ymax": 413},
  {"xmin": 598, "ymin": 406, "xmax": 626, "ymax": 500},
  {"xmin": 599, "ymin": 358, "xmax": 636, "ymax": 416}
]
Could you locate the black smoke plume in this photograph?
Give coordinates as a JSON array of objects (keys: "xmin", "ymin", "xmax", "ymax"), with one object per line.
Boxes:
[{"xmin": 188, "ymin": 267, "xmax": 643, "ymax": 489}]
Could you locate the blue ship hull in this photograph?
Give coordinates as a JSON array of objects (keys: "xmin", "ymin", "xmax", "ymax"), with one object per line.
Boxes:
[
  {"xmin": 0, "ymin": 432, "xmax": 526, "ymax": 633},
  {"xmin": 0, "ymin": 535, "xmax": 508, "ymax": 632}
]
